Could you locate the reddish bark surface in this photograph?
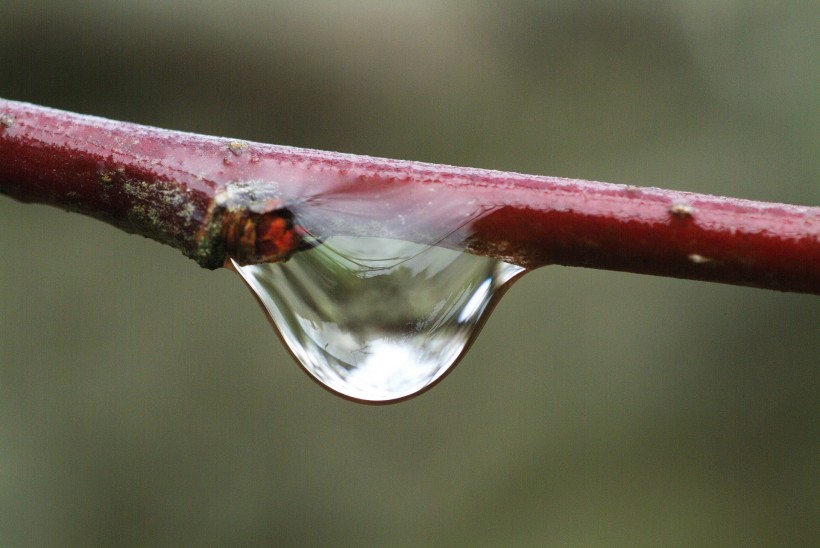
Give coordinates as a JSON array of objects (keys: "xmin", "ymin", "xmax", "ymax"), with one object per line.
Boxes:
[{"xmin": 1, "ymin": 98, "xmax": 819, "ymax": 294}]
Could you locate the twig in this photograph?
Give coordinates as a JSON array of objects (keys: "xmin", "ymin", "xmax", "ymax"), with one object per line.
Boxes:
[{"xmin": 1, "ymin": 98, "xmax": 818, "ymax": 294}]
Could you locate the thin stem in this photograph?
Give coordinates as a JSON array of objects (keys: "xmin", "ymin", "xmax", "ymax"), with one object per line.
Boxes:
[{"xmin": 1, "ymin": 98, "xmax": 818, "ymax": 294}]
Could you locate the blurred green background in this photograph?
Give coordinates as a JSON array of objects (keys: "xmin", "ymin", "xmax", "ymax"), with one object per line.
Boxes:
[{"xmin": 1, "ymin": 1, "xmax": 818, "ymax": 546}]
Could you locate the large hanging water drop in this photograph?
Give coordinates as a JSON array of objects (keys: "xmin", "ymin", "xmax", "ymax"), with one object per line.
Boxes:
[{"xmin": 233, "ymin": 236, "xmax": 524, "ymax": 403}]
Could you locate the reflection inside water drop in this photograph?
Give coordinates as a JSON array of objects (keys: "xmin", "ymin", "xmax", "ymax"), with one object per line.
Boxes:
[{"xmin": 233, "ymin": 236, "xmax": 524, "ymax": 403}]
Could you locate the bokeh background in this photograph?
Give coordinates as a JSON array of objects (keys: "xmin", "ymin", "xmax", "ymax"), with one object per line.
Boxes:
[{"xmin": 1, "ymin": 2, "xmax": 818, "ymax": 546}]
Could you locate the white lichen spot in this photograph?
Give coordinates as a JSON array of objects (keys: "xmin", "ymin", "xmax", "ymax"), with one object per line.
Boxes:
[
  {"xmin": 0, "ymin": 114, "xmax": 14, "ymax": 128},
  {"xmin": 178, "ymin": 202, "xmax": 196, "ymax": 221},
  {"xmin": 688, "ymin": 254, "xmax": 712, "ymax": 264},
  {"xmin": 669, "ymin": 203, "xmax": 694, "ymax": 218},
  {"xmin": 228, "ymin": 140, "xmax": 250, "ymax": 156}
]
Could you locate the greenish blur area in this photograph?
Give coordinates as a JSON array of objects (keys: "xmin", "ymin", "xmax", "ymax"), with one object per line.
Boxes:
[{"xmin": 1, "ymin": 2, "xmax": 818, "ymax": 546}]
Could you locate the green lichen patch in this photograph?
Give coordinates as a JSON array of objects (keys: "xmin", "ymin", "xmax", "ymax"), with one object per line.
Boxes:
[{"xmin": 120, "ymin": 179, "xmax": 205, "ymax": 254}]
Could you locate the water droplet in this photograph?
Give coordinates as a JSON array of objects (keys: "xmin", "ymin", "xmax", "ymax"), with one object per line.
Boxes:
[{"xmin": 233, "ymin": 236, "xmax": 524, "ymax": 403}]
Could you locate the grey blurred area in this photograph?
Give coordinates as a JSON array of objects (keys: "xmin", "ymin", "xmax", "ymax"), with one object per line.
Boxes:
[{"xmin": 1, "ymin": 1, "xmax": 818, "ymax": 545}]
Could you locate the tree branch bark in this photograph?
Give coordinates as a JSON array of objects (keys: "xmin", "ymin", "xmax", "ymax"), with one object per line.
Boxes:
[{"xmin": 1, "ymin": 98, "xmax": 818, "ymax": 294}]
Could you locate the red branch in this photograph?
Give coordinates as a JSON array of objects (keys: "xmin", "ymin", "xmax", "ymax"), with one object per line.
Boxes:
[{"xmin": 1, "ymin": 98, "xmax": 819, "ymax": 294}]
